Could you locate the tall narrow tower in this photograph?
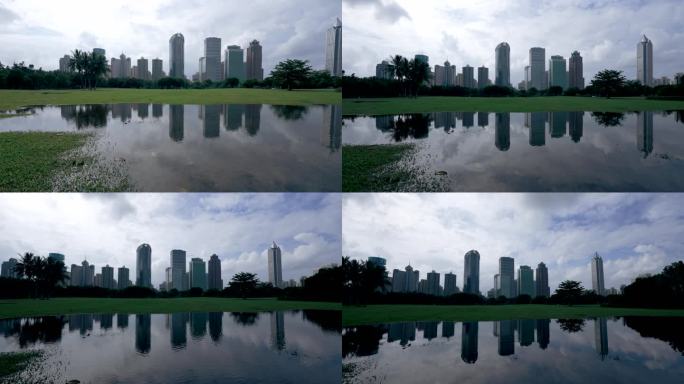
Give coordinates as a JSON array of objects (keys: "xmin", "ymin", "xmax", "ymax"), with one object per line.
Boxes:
[
  {"xmin": 136, "ymin": 244, "xmax": 152, "ymax": 288},
  {"xmin": 246, "ymin": 40, "xmax": 264, "ymax": 81},
  {"xmin": 591, "ymin": 252, "xmax": 605, "ymax": 296},
  {"xmin": 495, "ymin": 42, "xmax": 511, "ymax": 87},
  {"xmin": 268, "ymin": 241, "xmax": 283, "ymax": 288},
  {"xmin": 325, "ymin": 18, "xmax": 342, "ymax": 76},
  {"xmin": 637, "ymin": 35, "xmax": 653, "ymax": 86},
  {"xmin": 169, "ymin": 33, "xmax": 185, "ymax": 79},
  {"xmin": 463, "ymin": 250, "xmax": 480, "ymax": 294}
]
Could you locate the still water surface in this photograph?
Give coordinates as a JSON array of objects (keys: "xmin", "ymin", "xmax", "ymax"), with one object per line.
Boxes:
[
  {"xmin": 0, "ymin": 310, "xmax": 340, "ymax": 384},
  {"xmin": 343, "ymin": 111, "xmax": 684, "ymax": 191},
  {"xmin": 0, "ymin": 104, "xmax": 341, "ymax": 192},
  {"xmin": 343, "ymin": 317, "xmax": 684, "ymax": 383}
]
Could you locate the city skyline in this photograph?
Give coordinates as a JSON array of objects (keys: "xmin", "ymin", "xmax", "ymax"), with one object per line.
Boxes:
[
  {"xmin": 342, "ymin": 0, "xmax": 684, "ymax": 82},
  {"xmin": 343, "ymin": 193, "xmax": 684, "ymax": 293},
  {"xmin": 0, "ymin": 0, "xmax": 340, "ymax": 75},
  {"xmin": 0, "ymin": 193, "xmax": 341, "ymax": 287}
]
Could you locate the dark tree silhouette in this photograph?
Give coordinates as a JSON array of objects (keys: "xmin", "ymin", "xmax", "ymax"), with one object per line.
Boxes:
[
  {"xmin": 270, "ymin": 59, "xmax": 313, "ymax": 91},
  {"xmin": 229, "ymin": 272, "xmax": 259, "ymax": 299},
  {"xmin": 590, "ymin": 69, "xmax": 626, "ymax": 98},
  {"xmin": 343, "ymin": 257, "xmax": 389, "ymax": 305},
  {"xmin": 591, "ymin": 112, "xmax": 625, "ymax": 127},
  {"xmin": 554, "ymin": 280, "xmax": 585, "ymax": 305},
  {"xmin": 556, "ymin": 318, "xmax": 586, "ymax": 333}
]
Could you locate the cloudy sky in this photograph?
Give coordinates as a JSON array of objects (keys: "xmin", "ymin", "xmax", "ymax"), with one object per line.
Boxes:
[
  {"xmin": 343, "ymin": 193, "xmax": 684, "ymax": 294},
  {"xmin": 0, "ymin": 0, "xmax": 340, "ymax": 75},
  {"xmin": 0, "ymin": 193, "xmax": 341, "ymax": 287},
  {"xmin": 343, "ymin": 0, "xmax": 684, "ymax": 83}
]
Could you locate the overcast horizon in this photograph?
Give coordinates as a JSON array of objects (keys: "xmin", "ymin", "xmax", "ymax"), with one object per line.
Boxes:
[
  {"xmin": 0, "ymin": 193, "xmax": 341, "ymax": 288},
  {"xmin": 343, "ymin": 193, "xmax": 684, "ymax": 294},
  {"xmin": 343, "ymin": 0, "xmax": 684, "ymax": 83},
  {"xmin": 0, "ymin": 0, "xmax": 340, "ymax": 76}
]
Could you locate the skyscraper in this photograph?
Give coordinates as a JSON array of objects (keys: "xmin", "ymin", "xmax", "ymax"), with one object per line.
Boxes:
[
  {"xmin": 325, "ymin": 18, "xmax": 342, "ymax": 76},
  {"xmin": 137, "ymin": 57, "xmax": 149, "ymax": 80},
  {"xmin": 529, "ymin": 47, "xmax": 546, "ymax": 90},
  {"xmin": 426, "ymin": 271, "xmax": 440, "ymax": 296},
  {"xmin": 415, "ymin": 54, "xmax": 429, "ymax": 66},
  {"xmin": 200, "ymin": 37, "xmax": 222, "ymax": 81},
  {"xmin": 517, "ymin": 265, "xmax": 534, "ymax": 297},
  {"xmin": 268, "ymin": 241, "xmax": 283, "ymax": 288},
  {"xmin": 463, "ymin": 250, "xmax": 480, "ymax": 294},
  {"xmin": 111, "ymin": 54, "xmax": 132, "ymax": 79},
  {"xmin": 246, "ymin": 40, "xmax": 264, "ymax": 81},
  {"xmin": 1, "ymin": 258, "xmax": 18, "ymax": 278},
  {"xmin": 568, "ymin": 51, "xmax": 584, "ymax": 89},
  {"xmin": 535, "ymin": 262, "xmax": 550, "ymax": 297},
  {"xmin": 59, "ymin": 55, "xmax": 71, "ymax": 72},
  {"xmin": 93, "ymin": 48, "xmax": 106, "ymax": 58},
  {"xmin": 189, "ymin": 257, "xmax": 207, "ymax": 290},
  {"xmin": 591, "ymin": 252, "xmax": 605, "ymax": 295},
  {"xmin": 118, "ymin": 266, "xmax": 130, "ymax": 289},
  {"xmin": 102, "ymin": 265, "xmax": 115, "ymax": 289},
  {"xmin": 376, "ymin": 60, "xmax": 393, "ymax": 79},
  {"xmin": 169, "ymin": 33, "xmax": 185, "ymax": 79},
  {"xmin": 463, "ymin": 65, "xmax": 475, "ymax": 88},
  {"xmin": 549, "ymin": 55, "xmax": 568, "ymax": 90},
  {"xmin": 136, "ymin": 243, "xmax": 152, "ymax": 288},
  {"xmin": 499, "ymin": 257, "xmax": 515, "ymax": 298},
  {"xmin": 637, "ymin": 35, "xmax": 654, "ymax": 86},
  {"xmin": 495, "ymin": 42, "xmax": 510, "ymax": 87},
  {"xmin": 170, "ymin": 249, "xmax": 187, "ymax": 291},
  {"xmin": 444, "ymin": 273, "xmax": 457, "ymax": 296},
  {"xmin": 152, "ymin": 58, "xmax": 163, "ymax": 81},
  {"xmin": 225, "ymin": 45, "xmax": 245, "ymax": 83},
  {"xmin": 477, "ymin": 66, "xmax": 489, "ymax": 89},
  {"xmin": 208, "ymin": 254, "xmax": 223, "ymax": 290}
]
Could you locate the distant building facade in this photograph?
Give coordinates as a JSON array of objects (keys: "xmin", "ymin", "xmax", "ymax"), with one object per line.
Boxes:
[
  {"xmin": 152, "ymin": 58, "xmax": 163, "ymax": 81},
  {"xmin": 568, "ymin": 51, "xmax": 585, "ymax": 89},
  {"xmin": 535, "ymin": 262, "xmax": 550, "ymax": 297},
  {"xmin": 208, "ymin": 254, "xmax": 223, "ymax": 290},
  {"xmin": 591, "ymin": 252, "xmax": 605, "ymax": 295},
  {"xmin": 549, "ymin": 55, "xmax": 568, "ymax": 90},
  {"xmin": 200, "ymin": 37, "xmax": 222, "ymax": 82},
  {"xmin": 477, "ymin": 66, "xmax": 489, "ymax": 89},
  {"xmin": 517, "ymin": 266, "xmax": 534, "ymax": 297},
  {"xmin": 495, "ymin": 42, "xmax": 511, "ymax": 87},
  {"xmin": 1, "ymin": 258, "xmax": 18, "ymax": 278},
  {"xmin": 136, "ymin": 243, "xmax": 152, "ymax": 288},
  {"xmin": 225, "ymin": 45, "xmax": 245, "ymax": 83},
  {"xmin": 246, "ymin": 40, "xmax": 264, "ymax": 81},
  {"xmin": 529, "ymin": 47, "xmax": 546, "ymax": 90},
  {"xmin": 498, "ymin": 257, "xmax": 515, "ymax": 298},
  {"xmin": 325, "ymin": 18, "xmax": 342, "ymax": 76},
  {"xmin": 118, "ymin": 266, "xmax": 130, "ymax": 289},
  {"xmin": 463, "ymin": 250, "xmax": 480, "ymax": 294},
  {"xmin": 189, "ymin": 257, "xmax": 207, "ymax": 290},
  {"xmin": 170, "ymin": 249, "xmax": 187, "ymax": 291},
  {"xmin": 268, "ymin": 241, "xmax": 283, "ymax": 288},
  {"xmin": 169, "ymin": 33, "xmax": 185, "ymax": 79},
  {"xmin": 444, "ymin": 272, "xmax": 458, "ymax": 296},
  {"xmin": 376, "ymin": 60, "xmax": 393, "ymax": 79},
  {"xmin": 637, "ymin": 35, "xmax": 654, "ymax": 86}
]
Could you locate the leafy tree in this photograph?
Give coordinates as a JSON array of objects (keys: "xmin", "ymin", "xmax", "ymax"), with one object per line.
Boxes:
[
  {"xmin": 222, "ymin": 77, "xmax": 240, "ymax": 88},
  {"xmin": 554, "ymin": 280, "xmax": 585, "ymax": 305},
  {"xmin": 270, "ymin": 105, "xmax": 308, "ymax": 120},
  {"xmin": 343, "ymin": 257, "xmax": 389, "ymax": 305},
  {"xmin": 591, "ymin": 112, "xmax": 625, "ymax": 127},
  {"xmin": 390, "ymin": 55, "xmax": 407, "ymax": 93},
  {"xmin": 14, "ymin": 253, "xmax": 42, "ymax": 287},
  {"xmin": 547, "ymin": 86, "xmax": 563, "ymax": 96},
  {"xmin": 230, "ymin": 272, "xmax": 259, "ymax": 299},
  {"xmin": 14, "ymin": 253, "xmax": 66, "ymax": 298},
  {"xmin": 270, "ymin": 59, "xmax": 313, "ymax": 91},
  {"xmin": 590, "ymin": 69, "xmax": 626, "ymax": 98},
  {"xmin": 405, "ymin": 58, "xmax": 431, "ymax": 97},
  {"xmin": 556, "ymin": 318, "xmax": 586, "ymax": 333}
]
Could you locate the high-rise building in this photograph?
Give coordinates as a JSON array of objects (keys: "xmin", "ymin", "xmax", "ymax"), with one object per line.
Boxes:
[
  {"xmin": 444, "ymin": 272, "xmax": 457, "ymax": 296},
  {"xmin": 463, "ymin": 65, "xmax": 475, "ymax": 88},
  {"xmin": 110, "ymin": 54, "xmax": 132, "ymax": 79},
  {"xmin": 268, "ymin": 241, "xmax": 283, "ymax": 288},
  {"xmin": 94, "ymin": 273, "xmax": 103, "ymax": 288},
  {"xmin": 246, "ymin": 40, "xmax": 264, "ymax": 81},
  {"xmin": 93, "ymin": 48, "xmax": 106, "ymax": 58},
  {"xmin": 189, "ymin": 257, "xmax": 207, "ymax": 290},
  {"xmin": 152, "ymin": 58, "xmax": 163, "ymax": 81},
  {"xmin": 499, "ymin": 257, "xmax": 515, "ymax": 298},
  {"xmin": 426, "ymin": 271, "xmax": 440, "ymax": 296},
  {"xmin": 591, "ymin": 252, "xmax": 606, "ymax": 295},
  {"xmin": 568, "ymin": 51, "xmax": 584, "ymax": 89},
  {"xmin": 79, "ymin": 260, "xmax": 95, "ymax": 286},
  {"xmin": 495, "ymin": 42, "xmax": 510, "ymax": 87},
  {"xmin": 415, "ymin": 54, "xmax": 429, "ymax": 66},
  {"xmin": 208, "ymin": 254, "xmax": 223, "ymax": 290},
  {"xmin": 529, "ymin": 47, "xmax": 546, "ymax": 90},
  {"xmin": 637, "ymin": 35, "xmax": 654, "ymax": 86},
  {"xmin": 102, "ymin": 265, "xmax": 115, "ymax": 289},
  {"xmin": 406, "ymin": 264, "xmax": 419, "ymax": 292},
  {"xmin": 1, "ymin": 258, "xmax": 18, "ymax": 278},
  {"xmin": 170, "ymin": 249, "xmax": 187, "ymax": 291},
  {"xmin": 169, "ymin": 33, "xmax": 185, "ymax": 79},
  {"xmin": 70, "ymin": 263, "xmax": 82, "ymax": 286},
  {"xmin": 200, "ymin": 37, "xmax": 222, "ymax": 82},
  {"xmin": 524, "ymin": 66, "xmax": 531, "ymax": 90},
  {"xmin": 59, "ymin": 55, "xmax": 71, "ymax": 72},
  {"xmin": 325, "ymin": 18, "xmax": 342, "ymax": 76},
  {"xmin": 477, "ymin": 66, "xmax": 489, "ymax": 89},
  {"xmin": 137, "ymin": 57, "xmax": 149, "ymax": 80},
  {"xmin": 47, "ymin": 253, "xmax": 65, "ymax": 263},
  {"xmin": 391, "ymin": 268, "xmax": 407, "ymax": 292},
  {"xmin": 517, "ymin": 266, "xmax": 535, "ymax": 297},
  {"xmin": 535, "ymin": 262, "xmax": 550, "ymax": 297},
  {"xmin": 118, "ymin": 266, "xmax": 130, "ymax": 289},
  {"xmin": 549, "ymin": 55, "xmax": 568, "ymax": 90},
  {"xmin": 367, "ymin": 257, "xmax": 387, "ymax": 268},
  {"xmin": 225, "ymin": 45, "xmax": 245, "ymax": 83},
  {"xmin": 136, "ymin": 243, "xmax": 152, "ymax": 288},
  {"xmin": 376, "ymin": 60, "xmax": 393, "ymax": 79},
  {"xmin": 463, "ymin": 250, "xmax": 480, "ymax": 294}
]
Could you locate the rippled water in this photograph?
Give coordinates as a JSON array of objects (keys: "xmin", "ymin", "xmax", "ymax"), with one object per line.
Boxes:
[
  {"xmin": 0, "ymin": 310, "xmax": 340, "ymax": 384},
  {"xmin": 343, "ymin": 111, "xmax": 684, "ymax": 191}
]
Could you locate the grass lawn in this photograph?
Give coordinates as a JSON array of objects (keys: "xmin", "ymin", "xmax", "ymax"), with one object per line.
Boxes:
[
  {"xmin": 342, "ymin": 96, "xmax": 684, "ymax": 115},
  {"xmin": 0, "ymin": 88, "xmax": 341, "ymax": 110},
  {"xmin": 0, "ymin": 132, "xmax": 92, "ymax": 192},
  {"xmin": 0, "ymin": 351, "xmax": 42, "ymax": 379},
  {"xmin": 342, "ymin": 304, "xmax": 684, "ymax": 326},
  {"xmin": 343, "ymin": 144, "xmax": 416, "ymax": 192},
  {"xmin": 0, "ymin": 298, "xmax": 341, "ymax": 319}
]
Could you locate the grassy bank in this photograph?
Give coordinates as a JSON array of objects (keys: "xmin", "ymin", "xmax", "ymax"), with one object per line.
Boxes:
[
  {"xmin": 0, "ymin": 351, "xmax": 42, "ymax": 379},
  {"xmin": 0, "ymin": 298, "xmax": 341, "ymax": 319},
  {"xmin": 343, "ymin": 144, "xmax": 417, "ymax": 191},
  {"xmin": 343, "ymin": 304, "xmax": 684, "ymax": 326},
  {"xmin": 0, "ymin": 88, "xmax": 341, "ymax": 110},
  {"xmin": 0, "ymin": 132, "xmax": 92, "ymax": 192},
  {"xmin": 342, "ymin": 96, "xmax": 684, "ymax": 115}
]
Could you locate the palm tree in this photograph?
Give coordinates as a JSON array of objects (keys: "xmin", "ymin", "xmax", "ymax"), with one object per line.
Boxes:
[
  {"xmin": 41, "ymin": 258, "xmax": 68, "ymax": 298},
  {"xmin": 86, "ymin": 52, "xmax": 109, "ymax": 90},
  {"xmin": 14, "ymin": 252, "xmax": 43, "ymax": 298},
  {"xmin": 390, "ymin": 55, "xmax": 409, "ymax": 96},
  {"xmin": 406, "ymin": 59, "xmax": 431, "ymax": 97},
  {"xmin": 69, "ymin": 50, "xmax": 86, "ymax": 89}
]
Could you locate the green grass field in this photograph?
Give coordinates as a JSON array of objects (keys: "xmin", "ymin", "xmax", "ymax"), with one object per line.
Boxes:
[
  {"xmin": 0, "ymin": 298, "xmax": 340, "ymax": 319},
  {"xmin": 343, "ymin": 144, "xmax": 416, "ymax": 191},
  {"xmin": 0, "ymin": 88, "xmax": 341, "ymax": 110},
  {"xmin": 0, "ymin": 351, "xmax": 42, "ymax": 379},
  {"xmin": 342, "ymin": 304, "xmax": 684, "ymax": 326},
  {"xmin": 0, "ymin": 132, "xmax": 93, "ymax": 192},
  {"xmin": 342, "ymin": 96, "xmax": 684, "ymax": 115}
]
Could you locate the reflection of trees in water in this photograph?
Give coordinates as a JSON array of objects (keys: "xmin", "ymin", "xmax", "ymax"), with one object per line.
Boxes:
[
  {"xmin": 591, "ymin": 112, "xmax": 625, "ymax": 127},
  {"xmin": 624, "ymin": 316, "xmax": 684, "ymax": 355},
  {"xmin": 556, "ymin": 318, "xmax": 586, "ymax": 333},
  {"xmin": 392, "ymin": 114, "xmax": 431, "ymax": 142},
  {"xmin": 342, "ymin": 325, "xmax": 387, "ymax": 358},
  {"xmin": 302, "ymin": 310, "xmax": 341, "ymax": 333},
  {"xmin": 676, "ymin": 110, "xmax": 684, "ymax": 125},
  {"xmin": 270, "ymin": 105, "xmax": 309, "ymax": 121},
  {"xmin": 230, "ymin": 312, "xmax": 259, "ymax": 326},
  {"xmin": 60, "ymin": 104, "xmax": 109, "ymax": 129},
  {"xmin": 0, "ymin": 316, "xmax": 66, "ymax": 347}
]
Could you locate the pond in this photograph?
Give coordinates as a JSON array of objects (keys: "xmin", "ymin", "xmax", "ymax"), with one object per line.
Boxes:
[
  {"xmin": 343, "ymin": 111, "xmax": 684, "ymax": 191},
  {"xmin": 0, "ymin": 310, "xmax": 341, "ymax": 384},
  {"xmin": 0, "ymin": 104, "xmax": 341, "ymax": 192},
  {"xmin": 342, "ymin": 317, "xmax": 684, "ymax": 383}
]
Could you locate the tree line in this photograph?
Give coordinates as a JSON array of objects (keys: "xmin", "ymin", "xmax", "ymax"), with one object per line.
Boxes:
[{"xmin": 1, "ymin": 252, "xmax": 340, "ymax": 302}]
